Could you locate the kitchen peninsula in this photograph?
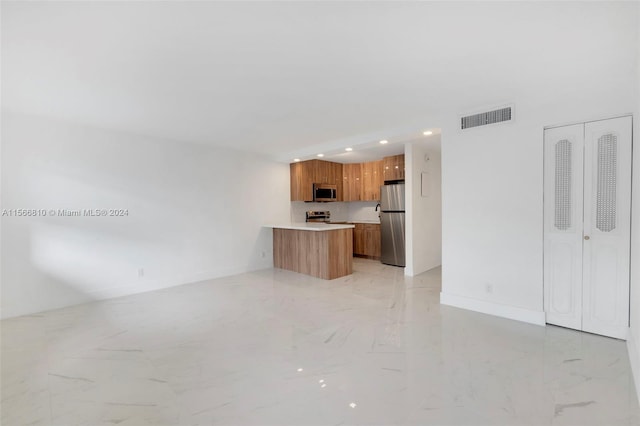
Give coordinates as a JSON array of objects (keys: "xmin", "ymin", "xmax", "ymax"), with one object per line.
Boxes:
[{"xmin": 266, "ymin": 223, "xmax": 354, "ymax": 280}]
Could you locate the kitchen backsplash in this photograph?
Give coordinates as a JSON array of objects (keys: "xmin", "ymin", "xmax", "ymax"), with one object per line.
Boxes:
[
  {"xmin": 290, "ymin": 201, "xmax": 380, "ymax": 223},
  {"xmin": 290, "ymin": 202, "xmax": 349, "ymax": 222},
  {"xmin": 348, "ymin": 201, "xmax": 380, "ymax": 222}
]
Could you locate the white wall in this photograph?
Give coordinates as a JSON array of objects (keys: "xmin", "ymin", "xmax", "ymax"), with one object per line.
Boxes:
[
  {"xmin": 628, "ymin": 3, "xmax": 640, "ymax": 402},
  {"xmin": 0, "ymin": 112, "xmax": 290, "ymax": 319},
  {"xmin": 440, "ymin": 3, "xmax": 638, "ymax": 325},
  {"xmin": 405, "ymin": 139, "xmax": 442, "ymax": 276}
]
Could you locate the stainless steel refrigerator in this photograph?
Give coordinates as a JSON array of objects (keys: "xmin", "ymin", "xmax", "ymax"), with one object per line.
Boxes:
[{"xmin": 380, "ymin": 183, "xmax": 405, "ymax": 267}]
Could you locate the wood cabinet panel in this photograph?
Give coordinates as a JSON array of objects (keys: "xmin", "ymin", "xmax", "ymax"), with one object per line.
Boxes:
[
  {"xmin": 365, "ymin": 224, "xmax": 381, "ymax": 258},
  {"xmin": 383, "ymin": 154, "xmax": 405, "ymax": 182},
  {"xmin": 342, "ymin": 163, "xmax": 362, "ymax": 202},
  {"xmin": 312, "ymin": 160, "xmax": 329, "ymax": 183},
  {"xmin": 353, "ymin": 223, "xmax": 365, "ymax": 255},
  {"xmin": 332, "ymin": 162, "xmax": 344, "ymax": 201},
  {"xmin": 290, "ymin": 162, "xmax": 308, "ymax": 201},
  {"xmin": 273, "ymin": 228, "xmax": 353, "ymax": 279},
  {"xmin": 362, "ymin": 160, "xmax": 384, "ymax": 201},
  {"xmin": 353, "ymin": 223, "xmax": 381, "ymax": 259},
  {"xmin": 290, "ymin": 161, "xmax": 310, "ymax": 201}
]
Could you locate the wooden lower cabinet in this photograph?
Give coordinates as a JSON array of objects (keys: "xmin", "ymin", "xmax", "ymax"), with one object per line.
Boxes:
[
  {"xmin": 353, "ymin": 223, "xmax": 381, "ymax": 260},
  {"xmin": 353, "ymin": 224, "xmax": 365, "ymax": 256},
  {"xmin": 273, "ymin": 228, "xmax": 353, "ymax": 280}
]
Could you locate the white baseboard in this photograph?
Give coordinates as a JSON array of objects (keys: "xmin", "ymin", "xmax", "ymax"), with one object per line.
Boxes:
[
  {"xmin": 440, "ymin": 292, "xmax": 546, "ymax": 326},
  {"xmin": 627, "ymin": 330, "xmax": 640, "ymax": 404}
]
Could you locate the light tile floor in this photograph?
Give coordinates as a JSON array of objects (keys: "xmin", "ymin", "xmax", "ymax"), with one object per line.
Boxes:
[{"xmin": 2, "ymin": 259, "xmax": 639, "ymax": 425}]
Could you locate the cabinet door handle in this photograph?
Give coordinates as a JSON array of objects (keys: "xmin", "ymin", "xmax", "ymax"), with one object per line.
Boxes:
[{"xmin": 584, "ymin": 235, "xmax": 590, "ymax": 241}]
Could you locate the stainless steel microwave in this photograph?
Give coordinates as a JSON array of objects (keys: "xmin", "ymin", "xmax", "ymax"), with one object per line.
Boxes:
[{"xmin": 313, "ymin": 183, "xmax": 337, "ymax": 202}]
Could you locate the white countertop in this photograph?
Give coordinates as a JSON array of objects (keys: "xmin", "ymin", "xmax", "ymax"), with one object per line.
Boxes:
[
  {"xmin": 325, "ymin": 221, "xmax": 380, "ymax": 225},
  {"xmin": 265, "ymin": 223, "xmax": 355, "ymax": 231},
  {"xmin": 346, "ymin": 220, "xmax": 380, "ymax": 224}
]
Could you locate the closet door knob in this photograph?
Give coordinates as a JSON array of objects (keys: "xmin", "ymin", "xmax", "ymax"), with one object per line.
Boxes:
[{"xmin": 584, "ymin": 235, "xmax": 590, "ymax": 241}]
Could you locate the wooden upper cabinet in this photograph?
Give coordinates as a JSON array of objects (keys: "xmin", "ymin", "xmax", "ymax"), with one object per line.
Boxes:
[
  {"xmin": 362, "ymin": 160, "xmax": 384, "ymax": 201},
  {"xmin": 290, "ymin": 161, "xmax": 313, "ymax": 201},
  {"xmin": 290, "ymin": 162, "xmax": 306, "ymax": 201},
  {"xmin": 291, "ymin": 158, "xmax": 391, "ymax": 202},
  {"xmin": 383, "ymin": 154, "xmax": 405, "ymax": 182},
  {"xmin": 313, "ymin": 160, "xmax": 329, "ymax": 183},
  {"xmin": 290, "ymin": 160, "xmax": 343, "ymax": 201},
  {"xmin": 331, "ymin": 162, "xmax": 344, "ymax": 201},
  {"xmin": 342, "ymin": 163, "xmax": 362, "ymax": 202}
]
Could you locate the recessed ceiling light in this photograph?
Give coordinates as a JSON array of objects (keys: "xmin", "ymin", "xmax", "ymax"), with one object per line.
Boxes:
[
  {"xmin": 423, "ymin": 130, "xmax": 433, "ymax": 136},
  {"xmin": 345, "ymin": 147, "xmax": 353, "ymax": 152},
  {"xmin": 379, "ymin": 140, "xmax": 388, "ymax": 144},
  {"xmin": 293, "ymin": 158, "xmax": 301, "ymax": 162},
  {"xmin": 317, "ymin": 153, "xmax": 324, "ymax": 157},
  {"xmin": 349, "ymin": 402, "xmax": 357, "ymax": 408}
]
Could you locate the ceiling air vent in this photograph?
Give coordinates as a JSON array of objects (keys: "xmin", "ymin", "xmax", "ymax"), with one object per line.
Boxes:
[{"xmin": 461, "ymin": 106, "xmax": 513, "ymax": 130}]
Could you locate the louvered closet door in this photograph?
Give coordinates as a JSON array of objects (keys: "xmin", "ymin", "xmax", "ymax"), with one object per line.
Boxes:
[
  {"xmin": 581, "ymin": 116, "xmax": 632, "ymax": 339},
  {"xmin": 544, "ymin": 116, "xmax": 632, "ymax": 339},
  {"xmin": 544, "ymin": 124, "xmax": 585, "ymax": 331}
]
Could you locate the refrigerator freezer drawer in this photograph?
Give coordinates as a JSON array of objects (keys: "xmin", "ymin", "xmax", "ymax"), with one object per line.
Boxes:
[{"xmin": 380, "ymin": 212, "xmax": 405, "ymax": 267}]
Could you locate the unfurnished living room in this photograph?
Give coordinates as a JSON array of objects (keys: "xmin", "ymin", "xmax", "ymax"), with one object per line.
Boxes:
[{"xmin": 1, "ymin": 1, "xmax": 640, "ymax": 425}]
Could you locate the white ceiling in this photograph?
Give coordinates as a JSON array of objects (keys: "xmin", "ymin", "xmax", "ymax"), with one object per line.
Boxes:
[
  {"xmin": 320, "ymin": 130, "xmax": 441, "ymax": 164},
  {"xmin": 321, "ymin": 141, "xmax": 407, "ymax": 164},
  {"xmin": 2, "ymin": 2, "xmax": 635, "ymax": 161}
]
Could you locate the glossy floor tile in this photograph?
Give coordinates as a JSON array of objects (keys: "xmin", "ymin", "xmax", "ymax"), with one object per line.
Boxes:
[{"xmin": 2, "ymin": 259, "xmax": 639, "ymax": 425}]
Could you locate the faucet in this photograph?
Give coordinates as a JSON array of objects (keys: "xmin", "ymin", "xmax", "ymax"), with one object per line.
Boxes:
[{"xmin": 375, "ymin": 203, "xmax": 381, "ymax": 212}]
